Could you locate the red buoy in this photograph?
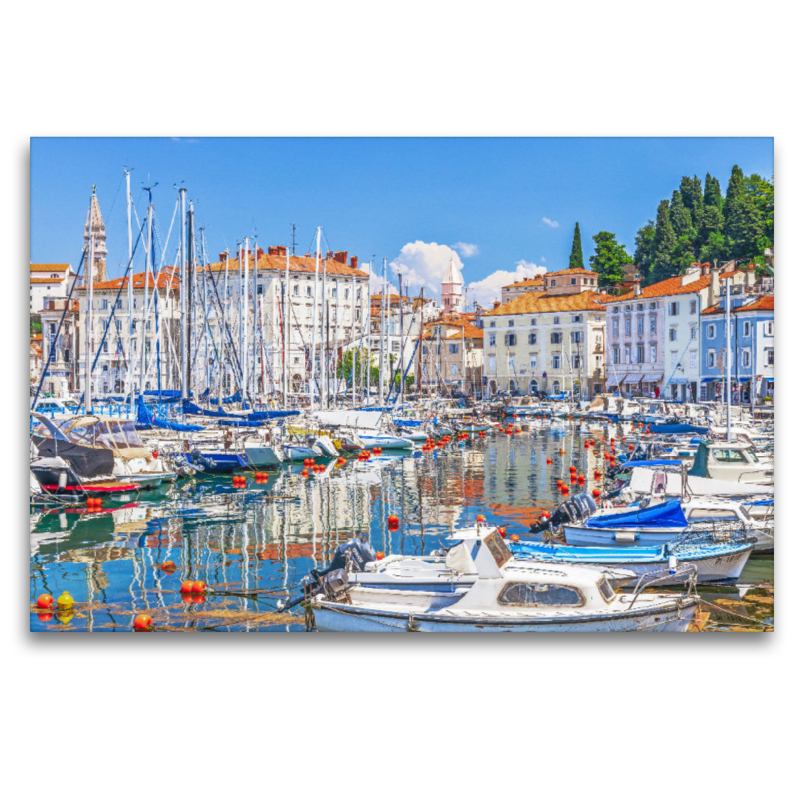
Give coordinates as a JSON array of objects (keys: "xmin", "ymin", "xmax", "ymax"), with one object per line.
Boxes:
[
  {"xmin": 180, "ymin": 580, "xmax": 194, "ymax": 594},
  {"xmin": 387, "ymin": 514, "xmax": 400, "ymax": 530},
  {"xmin": 191, "ymin": 581, "xmax": 206, "ymax": 594},
  {"xmin": 36, "ymin": 594, "xmax": 54, "ymax": 609},
  {"xmin": 133, "ymin": 614, "xmax": 153, "ymax": 632},
  {"xmin": 161, "ymin": 561, "xmax": 177, "ymax": 573}
]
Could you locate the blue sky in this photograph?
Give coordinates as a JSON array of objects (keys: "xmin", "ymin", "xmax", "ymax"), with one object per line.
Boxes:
[{"xmin": 31, "ymin": 137, "xmax": 773, "ymax": 306}]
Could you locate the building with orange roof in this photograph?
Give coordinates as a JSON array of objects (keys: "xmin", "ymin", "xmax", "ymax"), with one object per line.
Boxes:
[
  {"xmin": 482, "ymin": 282, "xmax": 609, "ymax": 398},
  {"xmin": 699, "ymin": 278, "xmax": 774, "ymax": 403},
  {"xmin": 29, "ymin": 263, "xmax": 78, "ymax": 313},
  {"xmin": 418, "ymin": 315, "xmax": 484, "ymax": 394},
  {"xmin": 604, "ymin": 262, "xmax": 755, "ymax": 401},
  {"xmin": 38, "ymin": 297, "xmax": 81, "ymax": 395},
  {"xmin": 500, "ymin": 276, "xmax": 545, "ymax": 304}
]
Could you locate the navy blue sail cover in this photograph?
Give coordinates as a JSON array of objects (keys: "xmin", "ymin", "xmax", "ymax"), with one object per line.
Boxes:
[{"xmin": 585, "ymin": 500, "xmax": 688, "ymax": 529}]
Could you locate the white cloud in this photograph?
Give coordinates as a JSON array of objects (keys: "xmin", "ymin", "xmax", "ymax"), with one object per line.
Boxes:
[
  {"xmin": 542, "ymin": 217, "xmax": 559, "ymax": 228},
  {"xmin": 451, "ymin": 242, "xmax": 480, "ymax": 258},
  {"xmin": 361, "ymin": 259, "xmax": 399, "ymax": 295},
  {"xmin": 388, "ymin": 241, "xmax": 464, "ymax": 298},
  {"xmin": 466, "ymin": 261, "xmax": 547, "ymax": 309}
]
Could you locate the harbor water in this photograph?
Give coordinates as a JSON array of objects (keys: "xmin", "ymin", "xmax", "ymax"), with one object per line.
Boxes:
[{"xmin": 30, "ymin": 420, "xmax": 774, "ymax": 632}]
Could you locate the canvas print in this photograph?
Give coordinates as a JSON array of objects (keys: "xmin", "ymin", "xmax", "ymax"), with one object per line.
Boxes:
[{"xmin": 29, "ymin": 137, "xmax": 774, "ymax": 633}]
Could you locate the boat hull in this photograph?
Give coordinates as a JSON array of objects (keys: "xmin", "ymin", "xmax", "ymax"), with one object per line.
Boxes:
[
  {"xmin": 564, "ymin": 524, "xmax": 686, "ymax": 547},
  {"xmin": 313, "ymin": 598, "xmax": 698, "ymax": 633},
  {"xmin": 244, "ymin": 445, "xmax": 284, "ymax": 467}
]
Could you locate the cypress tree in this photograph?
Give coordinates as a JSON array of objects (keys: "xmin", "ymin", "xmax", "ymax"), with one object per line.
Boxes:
[
  {"xmin": 679, "ymin": 175, "xmax": 704, "ymax": 229},
  {"xmin": 651, "ymin": 200, "xmax": 677, "ymax": 283},
  {"xmin": 669, "ymin": 189, "xmax": 695, "ymax": 241},
  {"xmin": 634, "ymin": 220, "xmax": 657, "ymax": 284},
  {"xmin": 724, "ymin": 165, "xmax": 746, "ymax": 219},
  {"xmin": 568, "ymin": 222, "xmax": 584, "ymax": 270},
  {"xmin": 704, "ymin": 173, "xmax": 723, "ymax": 210}
]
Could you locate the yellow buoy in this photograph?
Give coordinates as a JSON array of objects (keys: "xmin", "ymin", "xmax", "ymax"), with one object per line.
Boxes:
[{"xmin": 57, "ymin": 591, "xmax": 74, "ymax": 611}]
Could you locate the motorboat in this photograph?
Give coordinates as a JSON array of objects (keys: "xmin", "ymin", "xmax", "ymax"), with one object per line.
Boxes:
[{"xmin": 305, "ymin": 529, "xmax": 699, "ymax": 632}]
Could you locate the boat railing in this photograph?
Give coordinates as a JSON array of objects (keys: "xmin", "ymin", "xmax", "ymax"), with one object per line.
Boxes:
[{"xmin": 627, "ymin": 564, "xmax": 698, "ymax": 609}]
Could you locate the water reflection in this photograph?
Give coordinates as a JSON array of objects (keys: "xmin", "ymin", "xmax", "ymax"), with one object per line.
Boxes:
[{"xmin": 30, "ymin": 421, "xmax": 773, "ymax": 633}]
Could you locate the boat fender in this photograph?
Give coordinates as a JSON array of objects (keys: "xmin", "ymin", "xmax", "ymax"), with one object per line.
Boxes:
[{"xmin": 668, "ymin": 554, "xmax": 678, "ymax": 575}]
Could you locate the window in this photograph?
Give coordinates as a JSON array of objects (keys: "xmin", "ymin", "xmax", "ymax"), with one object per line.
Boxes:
[
  {"xmin": 670, "ymin": 351, "xmax": 678, "ymax": 368},
  {"xmin": 612, "ymin": 346, "xmax": 620, "ymax": 365},
  {"xmin": 553, "ymin": 316, "xmax": 560, "ymax": 324},
  {"xmin": 508, "ymin": 319, "xmax": 514, "ymax": 327},
  {"xmin": 572, "ymin": 354, "xmax": 581, "ymax": 369},
  {"xmin": 624, "ymin": 305, "xmax": 632, "ymax": 312},
  {"xmin": 668, "ymin": 327, "xmax": 677, "ymax": 342},
  {"xmin": 552, "ymin": 354, "xmax": 561, "ymax": 369},
  {"xmin": 650, "ymin": 344, "xmax": 657, "ymax": 363},
  {"xmin": 489, "ymin": 320, "xmax": 495, "ymax": 327},
  {"xmin": 765, "ymin": 321, "xmax": 773, "ymax": 336},
  {"xmin": 488, "ymin": 334, "xmax": 496, "ymax": 347},
  {"xmin": 391, "ymin": 341, "xmax": 400, "ymax": 352},
  {"xmin": 690, "ymin": 300, "xmax": 698, "ymax": 314},
  {"xmin": 707, "ymin": 349, "xmax": 716, "ymax": 368},
  {"xmin": 612, "ymin": 318, "xmax": 619, "ymax": 337},
  {"xmin": 422, "ymin": 345, "xmax": 428, "ymax": 355},
  {"xmin": 451, "ymin": 364, "xmax": 458, "ymax": 376},
  {"xmin": 508, "ymin": 355, "xmax": 516, "ymax": 371},
  {"xmin": 649, "ymin": 302, "xmax": 657, "ymax": 309},
  {"xmin": 571, "ymin": 331, "xmax": 583, "ymax": 344},
  {"xmin": 292, "ymin": 284, "xmax": 299, "ymax": 296},
  {"xmin": 115, "ymin": 299, "xmax": 122, "ymax": 309},
  {"xmin": 570, "ymin": 278, "xmax": 577, "ymax": 285},
  {"xmin": 550, "ymin": 279, "xmax": 556, "ymax": 287},
  {"xmin": 707, "ymin": 323, "xmax": 716, "ymax": 339},
  {"xmin": 624, "ymin": 344, "xmax": 631, "ymax": 363},
  {"xmin": 743, "ymin": 321, "xmax": 751, "ymax": 337},
  {"xmin": 636, "ymin": 345, "xmax": 645, "ymax": 364},
  {"xmin": 766, "ymin": 348, "xmax": 774, "ymax": 366},
  {"xmin": 636, "ymin": 316, "xmax": 644, "ymax": 336},
  {"xmin": 99, "ymin": 298, "xmax": 108, "ymax": 310},
  {"xmin": 528, "ymin": 332, "xmax": 537, "ymax": 345},
  {"xmin": 505, "ymin": 333, "xmax": 516, "ymax": 346},
  {"xmin": 572, "ymin": 315, "xmax": 582, "ymax": 323},
  {"xmin": 257, "ymin": 285, "xmax": 264, "ymax": 295},
  {"xmin": 499, "ymin": 582, "xmax": 583, "ymax": 607},
  {"xmin": 306, "ymin": 286, "xmax": 312, "ymax": 297},
  {"xmin": 711, "ymin": 449, "xmax": 748, "ymax": 464},
  {"xmin": 668, "ymin": 301, "xmax": 679, "ymax": 316},
  {"xmin": 530, "ymin": 319, "xmax": 537, "ymax": 326},
  {"xmin": 624, "ymin": 317, "xmax": 631, "ymax": 336},
  {"xmin": 612, "ymin": 307, "xmax": 620, "ymax": 314},
  {"xmin": 690, "ymin": 350, "xmax": 698, "ymax": 369},
  {"xmin": 488, "ymin": 355, "xmax": 496, "ymax": 371},
  {"xmin": 345, "ymin": 289, "xmax": 349, "ymax": 299},
  {"xmin": 449, "ymin": 343, "xmax": 459, "ymax": 354},
  {"xmin": 650, "ymin": 315, "xmax": 657, "ymax": 335},
  {"xmin": 529, "ymin": 355, "xmax": 538, "ymax": 370},
  {"xmin": 742, "ymin": 349, "xmax": 751, "ymax": 367},
  {"xmin": 690, "ymin": 325, "xmax": 697, "ymax": 340},
  {"xmin": 550, "ymin": 332, "xmax": 562, "ymax": 344}
]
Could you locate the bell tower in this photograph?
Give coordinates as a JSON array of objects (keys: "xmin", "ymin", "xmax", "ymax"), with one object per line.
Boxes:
[
  {"xmin": 83, "ymin": 186, "xmax": 107, "ymax": 283},
  {"xmin": 441, "ymin": 255, "xmax": 464, "ymax": 313}
]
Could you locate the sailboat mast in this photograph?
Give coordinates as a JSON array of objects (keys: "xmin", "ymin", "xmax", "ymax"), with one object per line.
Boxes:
[
  {"xmin": 284, "ymin": 246, "xmax": 290, "ymax": 406},
  {"xmin": 242, "ymin": 237, "xmax": 249, "ymax": 405},
  {"xmin": 322, "ymin": 252, "xmax": 328, "ymax": 409},
  {"xmin": 310, "ymin": 227, "xmax": 321, "ymax": 407},
  {"xmin": 187, "ymin": 202, "xmax": 195, "ymax": 399},
  {"xmin": 351, "ymin": 272, "xmax": 356, "ymax": 407},
  {"xmin": 252, "ymin": 240, "xmax": 258, "ymax": 399},
  {"xmin": 84, "ymin": 231, "xmax": 95, "ymax": 411},
  {"xmin": 179, "ymin": 187, "xmax": 187, "ymax": 399},
  {"xmin": 125, "ymin": 170, "xmax": 134, "ymax": 411},
  {"xmin": 726, "ymin": 275, "xmax": 732, "ymax": 442},
  {"xmin": 379, "ymin": 257, "xmax": 387, "ymax": 404}
]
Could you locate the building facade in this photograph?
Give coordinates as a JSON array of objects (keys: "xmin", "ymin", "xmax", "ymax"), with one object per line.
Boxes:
[
  {"xmin": 500, "ymin": 277, "xmax": 545, "ymax": 304},
  {"xmin": 700, "ymin": 291, "xmax": 774, "ymax": 403},
  {"xmin": 419, "ymin": 317, "xmax": 484, "ymax": 395},
  {"xmin": 482, "ymin": 269, "xmax": 609, "ymax": 398}
]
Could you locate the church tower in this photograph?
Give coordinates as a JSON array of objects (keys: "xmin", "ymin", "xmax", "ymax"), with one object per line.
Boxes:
[
  {"xmin": 83, "ymin": 187, "xmax": 107, "ymax": 284},
  {"xmin": 441, "ymin": 255, "xmax": 464, "ymax": 314}
]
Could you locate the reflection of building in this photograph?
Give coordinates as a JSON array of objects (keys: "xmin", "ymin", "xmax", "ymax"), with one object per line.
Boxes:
[
  {"xmin": 483, "ymin": 269, "xmax": 610, "ymax": 399},
  {"xmin": 419, "ymin": 316, "xmax": 484, "ymax": 394}
]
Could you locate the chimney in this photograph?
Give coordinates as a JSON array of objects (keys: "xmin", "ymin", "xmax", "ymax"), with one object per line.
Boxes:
[
  {"xmin": 326, "ymin": 250, "xmax": 334, "ymax": 260},
  {"xmin": 350, "ymin": 255, "xmax": 358, "ymax": 270},
  {"xmin": 255, "ymin": 247, "xmax": 264, "ymax": 259},
  {"xmin": 492, "ymin": 301, "xmax": 501, "ymax": 310},
  {"xmin": 334, "ymin": 250, "xmax": 348, "ymax": 265},
  {"xmin": 633, "ymin": 278, "xmax": 642, "ymax": 297},
  {"xmin": 710, "ymin": 262, "xmax": 720, "ymax": 298},
  {"xmin": 219, "ymin": 251, "xmax": 227, "ymax": 262},
  {"xmin": 745, "ymin": 263, "xmax": 756, "ymax": 288}
]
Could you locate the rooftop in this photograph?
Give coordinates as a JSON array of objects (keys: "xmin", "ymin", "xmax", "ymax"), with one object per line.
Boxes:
[
  {"xmin": 485, "ymin": 290, "xmax": 611, "ymax": 316},
  {"xmin": 502, "ymin": 277, "xmax": 545, "ymax": 289},
  {"xmin": 30, "ymin": 263, "xmax": 70, "ymax": 273},
  {"xmin": 702, "ymin": 295, "xmax": 774, "ymax": 316}
]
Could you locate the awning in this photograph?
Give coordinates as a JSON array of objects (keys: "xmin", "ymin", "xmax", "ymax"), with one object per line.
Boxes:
[
  {"xmin": 606, "ymin": 374, "xmax": 622, "ymax": 387},
  {"xmin": 701, "ymin": 377, "xmax": 716, "ymax": 383},
  {"xmin": 666, "ymin": 376, "xmax": 688, "ymax": 385},
  {"xmin": 642, "ymin": 373, "xmax": 663, "ymax": 382}
]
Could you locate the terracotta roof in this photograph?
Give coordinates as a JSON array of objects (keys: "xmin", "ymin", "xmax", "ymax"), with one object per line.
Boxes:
[
  {"xmin": 484, "ymin": 290, "xmax": 610, "ymax": 316},
  {"xmin": 76, "ymin": 270, "xmax": 179, "ymax": 292},
  {"xmin": 31, "ymin": 334, "xmax": 42, "ymax": 342},
  {"xmin": 445, "ymin": 322, "xmax": 483, "ymax": 339},
  {"xmin": 205, "ymin": 253, "xmax": 367, "ymax": 279},
  {"xmin": 702, "ymin": 295, "xmax": 774, "ymax": 316},
  {"xmin": 503, "ymin": 277, "xmax": 545, "ymax": 289},
  {"xmin": 609, "ymin": 275, "xmax": 713, "ymax": 303},
  {"xmin": 30, "ymin": 263, "xmax": 70, "ymax": 273},
  {"xmin": 30, "ymin": 277, "xmax": 65, "ymax": 284},
  {"xmin": 545, "ymin": 268, "xmax": 597, "ymax": 277}
]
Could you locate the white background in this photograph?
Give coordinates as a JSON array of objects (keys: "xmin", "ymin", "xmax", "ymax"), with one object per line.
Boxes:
[{"xmin": 2, "ymin": 3, "xmax": 793, "ymax": 798}]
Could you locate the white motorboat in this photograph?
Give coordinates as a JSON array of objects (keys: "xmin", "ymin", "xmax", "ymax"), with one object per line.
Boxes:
[{"xmin": 308, "ymin": 529, "xmax": 699, "ymax": 633}]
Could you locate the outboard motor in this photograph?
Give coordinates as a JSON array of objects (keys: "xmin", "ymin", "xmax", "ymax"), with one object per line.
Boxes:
[
  {"xmin": 529, "ymin": 492, "xmax": 597, "ymax": 534},
  {"xmin": 279, "ymin": 537, "xmax": 376, "ymax": 610}
]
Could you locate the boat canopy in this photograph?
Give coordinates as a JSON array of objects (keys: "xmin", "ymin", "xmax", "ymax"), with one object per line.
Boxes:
[
  {"xmin": 585, "ymin": 500, "xmax": 688, "ymax": 529},
  {"xmin": 618, "ymin": 459, "xmax": 683, "ymax": 469},
  {"xmin": 136, "ymin": 398, "xmax": 205, "ymax": 432},
  {"xmin": 311, "ymin": 410, "xmax": 385, "ymax": 430},
  {"xmin": 649, "ymin": 423, "xmax": 709, "ymax": 435},
  {"xmin": 30, "ymin": 413, "xmax": 70, "ymax": 442}
]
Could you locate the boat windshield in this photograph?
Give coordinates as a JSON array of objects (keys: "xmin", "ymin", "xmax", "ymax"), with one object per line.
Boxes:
[
  {"xmin": 57, "ymin": 417, "xmax": 145, "ymax": 449},
  {"xmin": 499, "ymin": 583, "xmax": 584, "ymax": 607},
  {"xmin": 597, "ymin": 578, "xmax": 615, "ymax": 603}
]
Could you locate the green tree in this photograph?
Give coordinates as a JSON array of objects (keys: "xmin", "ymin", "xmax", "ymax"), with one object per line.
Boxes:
[
  {"xmin": 697, "ymin": 201, "xmax": 725, "ymax": 245},
  {"xmin": 669, "ymin": 189, "xmax": 696, "ymax": 242},
  {"xmin": 679, "ymin": 175, "xmax": 704, "ymax": 230},
  {"xmin": 633, "ymin": 220, "xmax": 656, "ymax": 283},
  {"xmin": 744, "ymin": 173, "xmax": 774, "ymax": 242},
  {"xmin": 651, "ymin": 200, "xmax": 677, "ymax": 283},
  {"xmin": 723, "ymin": 165, "xmax": 746, "ymax": 220},
  {"xmin": 699, "ymin": 231, "xmax": 728, "ymax": 265},
  {"xmin": 703, "ymin": 173, "xmax": 723, "ymax": 211},
  {"xmin": 725, "ymin": 191, "xmax": 765, "ymax": 260},
  {"xmin": 568, "ymin": 222, "xmax": 585, "ymax": 270},
  {"xmin": 589, "ymin": 231, "xmax": 633, "ymax": 287},
  {"xmin": 336, "ymin": 349, "xmax": 379, "ymax": 388}
]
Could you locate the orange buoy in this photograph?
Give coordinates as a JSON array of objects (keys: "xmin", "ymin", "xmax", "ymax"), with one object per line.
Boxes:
[
  {"xmin": 594, "ymin": 470, "xmax": 601, "ymax": 479},
  {"xmin": 36, "ymin": 594, "xmax": 54, "ymax": 609},
  {"xmin": 191, "ymin": 581, "xmax": 206, "ymax": 594},
  {"xmin": 301, "ymin": 468, "xmax": 309, "ymax": 477},
  {"xmin": 161, "ymin": 561, "xmax": 177, "ymax": 573},
  {"xmin": 546, "ymin": 458, "xmax": 552, "ymax": 465},
  {"xmin": 592, "ymin": 489, "xmax": 601, "ymax": 498},
  {"xmin": 498, "ymin": 526, "xmax": 507, "ymax": 537},
  {"xmin": 541, "ymin": 512, "xmax": 550, "ymax": 521},
  {"xmin": 477, "ymin": 514, "xmax": 486, "ymax": 523},
  {"xmin": 560, "ymin": 486, "xmax": 569, "ymax": 495},
  {"xmin": 133, "ymin": 614, "xmax": 153, "ymax": 632},
  {"xmin": 577, "ymin": 474, "xmax": 585, "ymax": 483},
  {"xmin": 152, "ymin": 449, "xmax": 159, "ymax": 459},
  {"xmin": 376, "ymin": 551, "xmax": 386, "ymax": 560},
  {"xmin": 180, "ymin": 580, "xmax": 194, "ymax": 594},
  {"xmin": 387, "ymin": 514, "xmax": 400, "ymax": 530}
]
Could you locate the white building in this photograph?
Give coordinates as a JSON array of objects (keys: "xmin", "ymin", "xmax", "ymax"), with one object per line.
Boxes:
[{"xmin": 30, "ymin": 263, "xmax": 78, "ymax": 313}]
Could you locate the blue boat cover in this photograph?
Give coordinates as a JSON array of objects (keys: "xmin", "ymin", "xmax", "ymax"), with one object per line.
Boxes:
[
  {"xmin": 649, "ymin": 423, "xmax": 709, "ymax": 434},
  {"xmin": 182, "ymin": 400, "xmax": 299, "ymax": 422},
  {"xmin": 511, "ymin": 541, "xmax": 666, "ymax": 563},
  {"xmin": 585, "ymin": 500, "xmax": 688, "ymax": 529},
  {"xmin": 136, "ymin": 398, "xmax": 206, "ymax": 431},
  {"xmin": 620, "ymin": 459, "xmax": 683, "ymax": 468}
]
